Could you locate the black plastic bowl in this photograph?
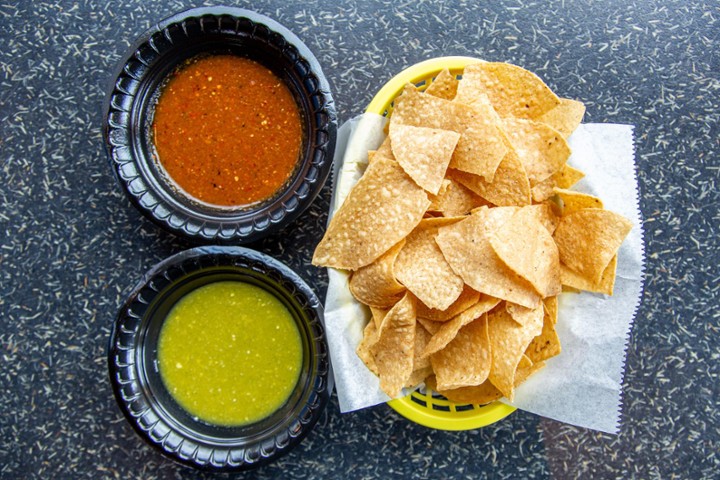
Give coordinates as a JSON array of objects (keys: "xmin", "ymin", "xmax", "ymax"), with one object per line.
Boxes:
[
  {"xmin": 102, "ymin": 7, "xmax": 337, "ymax": 243},
  {"xmin": 108, "ymin": 246, "xmax": 332, "ymax": 471}
]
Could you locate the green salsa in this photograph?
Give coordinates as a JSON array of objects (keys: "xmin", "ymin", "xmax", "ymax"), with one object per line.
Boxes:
[{"xmin": 157, "ymin": 281, "xmax": 303, "ymax": 426}]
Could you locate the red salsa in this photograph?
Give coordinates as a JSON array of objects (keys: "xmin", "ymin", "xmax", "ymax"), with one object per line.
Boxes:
[{"xmin": 152, "ymin": 55, "xmax": 303, "ymax": 206}]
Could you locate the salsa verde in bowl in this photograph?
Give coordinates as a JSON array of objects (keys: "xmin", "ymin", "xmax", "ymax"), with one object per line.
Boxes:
[{"xmin": 107, "ymin": 246, "xmax": 332, "ymax": 471}]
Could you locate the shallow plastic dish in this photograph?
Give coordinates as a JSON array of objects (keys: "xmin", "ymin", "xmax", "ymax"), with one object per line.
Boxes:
[
  {"xmin": 366, "ymin": 56, "xmax": 516, "ymax": 430},
  {"xmin": 108, "ymin": 246, "xmax": 332, "ymax": 471},
  {"xmin": 102, "ymin": 7, "xmax": 337, "ymax": 243}
]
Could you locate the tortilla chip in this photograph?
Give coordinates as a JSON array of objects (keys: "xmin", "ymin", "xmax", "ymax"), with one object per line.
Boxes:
[
  {"xmin": 516, "ymin": 358, "xmax": 546, "ymax": 383},
  {"xmin": 428, "ymin": 179, "xmax": 451, "ymax": 208},
  {"xmin": 391, "ymin": 87, "xmax": 508, "ymax": 181},
  {"xmin": 560, "ymin": 254, "xmax": 618, "ymax": 295},
  {"xmin": 489, "ymin": 206, "xmax": 561, "ymax": 297},
  {"xmin": 432, "ymin": 315, "xmax": 491, "ymax": 390},
  {"xmin": 448, "ymin": 120, "xmax": 508, "ymax": 182},
  {"xmin": 389, "ymin": 84, "xmax": 420, "ymax": 118},
  {"xmin": 356, "ymin": 320, "xmax": 379, "ymax": 375},
  {"xmin": 554, "ymin": 164, "xmax": 585, "ymax": 189},
  {"xmin": 370, "ymin": 306, "xmax": 389, "ymax": 330},
  {"xmin": 525, "ymin": 303, "xmax": 562, "ymax": 363},
  {"xmin": 459, "ymin": 62, "xmax": 561, "ymax": 119},
  {"xmin": 421, "ymin": 296, "xmax": 500, "ymax": 358},
  {"xmin": 428, "ymin": 178, "xmax": 489, "ymax": 217},
  {"xmin": 389, "ymin": 123, "xmax": 461, "ymax": 194},
  {"xmin": 416, "ymin": 285, "xmax": 481, "ymax": 322},
  {"xmin": 543, "ymin": 296, "xmax": 558, "ymax": 325},
  {"xmin": 518, "ymin": 353, "xmax": 533, "ymax": 370},
  {"xmin": 390, "ymin": 85, "xmax": 460, "ymax": 129},
  {"xmin": 394, "ymin": 221, "xmax": 464, "ymax": 311},
  {"xmin": 423, "ymin": 212, "xmax": 442, "ymax": 218},
  {"xmin": 523, "ymin": 203, "xmax": 560, "ymax": 234},
  {"xmin": 531, "ymin": 164, "xmax": 585, "ymax": 202},
  {"xmin": 312, "ymin": 155, "xmax": 430, "ymax": 270},
  {"xmin": 422, "ymin": 375, "xmax": 439, "ymax": 391},
  {"xmin": 487, "ymin": 305, "xmax": 543, "ymax": 400},
  {"xmin": 406, "ymin": 366, "xmax": 433, "ymax": 388},
  {"xmin": 553, "ymin": 209, "xmax": 632, "ymax": 283},
  {"xmin": 433, "ymin": 354, "xmax": 545, "ymax": 404},
  {"xmin": 448, "ymin": 140, "xmax": 531, "ymax": 207},
  {"xmin": 453, "ymin": 62, "xmax": 493, "ymax": 109},
  {"xmin": 454, "ymin": 61, "xmax": 488, "ymax": 106},
  {"xmin": 370, "ymin": 292, "xmax": 417, "ymax": 397},
  {"xmin": 373, "ymin": 136, "xmax": 393, "ymax": 161},
  {"xmin": 433, "ymin": 378, "xmax": 503, "ymax": 405},
  {"xmin": 505, "ymin": 302, "xmax": 544, "ymax": 335},
  {"xmin": 455, "ymin": 88, "xmax": 498, "ymax": 115},
  {"xmin": 538, "ymin": 98, "xmax": 586, "ymax": 138},
  {"xmin": 424, "ymin": 68, "xmax": 459, "ymax": 100},
  {"xmin": 417, "ymin": 216, "xmax": 467, "ymax": 228},
  {"xmin": 349, "ymin": 240, "xmax": 406, "ymax": 308},
  {"xmin": 531, "ymin": 181, "xmax": 553, "ymax": 203},
  {"xmin": 502, "ymin": 118, "xmax": 571, "ymax": 185},
  {"xmin": 435, "ymin": 207, "xmax": 541, "ymax": 308},
  {"xmin": 404, "ymin": 321, "xmax": 434, "ymax": 387},
  {"xmin": 417, "ymin": 317, "xmax": 442, "ymax": 335},
  {"xmin": 413, "ymin": 322, "xmax": 433, "ymax": 370},
  {"xmin": 554, "ymin": 188, "xmax": 604, "ymax": 216}
]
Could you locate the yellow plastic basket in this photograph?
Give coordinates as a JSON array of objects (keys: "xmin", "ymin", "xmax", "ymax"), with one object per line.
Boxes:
[{"xmin": 366, "ymin": 56, "xmax": 516, "ymax": 431}]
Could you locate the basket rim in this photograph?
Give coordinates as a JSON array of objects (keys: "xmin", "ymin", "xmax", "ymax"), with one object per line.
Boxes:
[{"xmin": 388, "ymin": 391, "xmax": 516, "ymax": 431}]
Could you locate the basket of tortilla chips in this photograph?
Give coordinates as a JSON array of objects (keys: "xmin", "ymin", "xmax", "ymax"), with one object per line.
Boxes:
[{"xmin": 313, "ymin": 57, "xmax": 632, "ymax": 430}]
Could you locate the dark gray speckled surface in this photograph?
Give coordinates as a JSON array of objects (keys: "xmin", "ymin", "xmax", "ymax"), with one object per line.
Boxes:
[{"xmin": 1, "ymin": 0, "xmax": 718, "ymax": 478}]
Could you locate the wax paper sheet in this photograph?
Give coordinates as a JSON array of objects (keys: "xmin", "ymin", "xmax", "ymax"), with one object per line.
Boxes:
[{"xmin": 321, "ymin": 113, "xmax": 644, "ymax": 434}]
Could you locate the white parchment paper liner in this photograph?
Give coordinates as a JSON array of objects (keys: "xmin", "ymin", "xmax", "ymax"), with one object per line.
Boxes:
[{"xmin": 322, "ymin": 113, "xmax": 644, "ymax": 434}]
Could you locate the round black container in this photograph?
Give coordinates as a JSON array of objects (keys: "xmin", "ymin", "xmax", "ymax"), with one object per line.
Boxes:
[
  {"xmin": 108, "ymin": 246, "xmax": 332, "ymax": 471},
  {"xmin": 102, "ymin": 7, "xmax": 337, "ymax": 243}
]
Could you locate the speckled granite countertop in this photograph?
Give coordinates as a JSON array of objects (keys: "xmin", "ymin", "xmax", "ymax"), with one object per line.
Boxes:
[{"xmin": 1, "ymin": 1, "xmax": 718, "ymax": 478}]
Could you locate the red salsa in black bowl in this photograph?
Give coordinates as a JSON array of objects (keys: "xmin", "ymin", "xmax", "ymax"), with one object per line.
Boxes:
[{"xmin": 102, "ymin": 6, "xmax": 337, "ymax": 243}]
